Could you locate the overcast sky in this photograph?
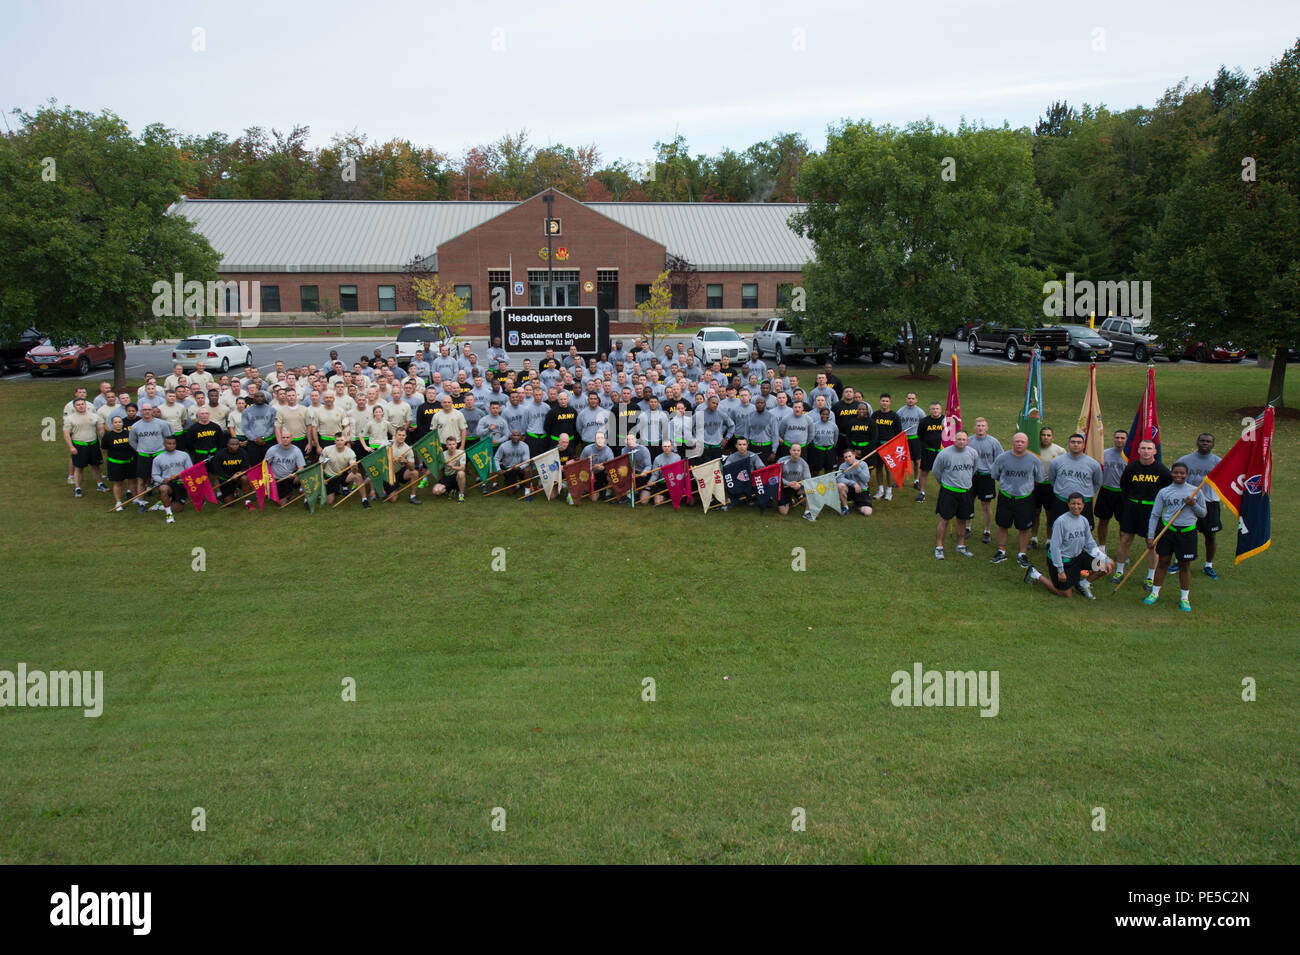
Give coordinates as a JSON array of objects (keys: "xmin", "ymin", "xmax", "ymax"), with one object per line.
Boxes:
[{"xmin": 4, "ymin": 0, "xmax": 1298, "ymax": 164}]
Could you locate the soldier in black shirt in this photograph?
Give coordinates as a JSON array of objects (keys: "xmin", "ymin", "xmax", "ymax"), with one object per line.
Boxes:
[
  {"xmin": 1114, "ymin": 439, "xmax": 1172, "ymax": 590},
  {"xmin": 832, "ymin": 387, "xmax": 860, "ymax": 457},
  {"xmin": 101, "ymin": 421, "xmax": 135, "ymax": 509},
  {"xmin": 845, "ymin": 402, "xmax": 875, "ymax": 461},
  {"xmin": 544, "ymin": 394, "xmax": 579, "ymax": 449},
  {"xmin": 212, "ymin": 437, "xmax": 251, "ymax": 500},
  {"xmin": 870, "ymin": 393, "xmax": 903, "ymax": 501},
  {"xmin": 915, "ymin": 401, "xmax": 945, "ymax": 503},
  {"xmin": 183, "ymin": 410, "xmax": 224, "ymax": 461}
]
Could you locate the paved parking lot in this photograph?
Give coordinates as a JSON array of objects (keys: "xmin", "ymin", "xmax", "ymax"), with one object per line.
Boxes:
[{"xmin": 0, "ymin": 334, "xmax": 1207, "ymax": 383}]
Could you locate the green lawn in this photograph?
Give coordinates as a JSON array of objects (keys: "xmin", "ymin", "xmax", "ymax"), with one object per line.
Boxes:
[{"xmin": 1, "ymin": 361, "xmax": 1295, "ymax": 864}]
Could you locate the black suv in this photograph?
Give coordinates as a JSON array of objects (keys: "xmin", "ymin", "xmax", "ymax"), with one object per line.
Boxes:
[{"xmin": 2, "ymin": 327, "xmax": 44, "ymax": 371}]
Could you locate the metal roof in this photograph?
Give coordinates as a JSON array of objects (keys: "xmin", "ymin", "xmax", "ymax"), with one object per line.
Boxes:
[
  {"xmin": 587, "ymin": 202, "xmax": 812, "ymax": 271},
  {"xmin": 171, "ymin": 199, "xmax": 515, "ymax": 273},
  {"xmin": 172, "ymin": 198, "xmax": 813, "ymax": 273}
]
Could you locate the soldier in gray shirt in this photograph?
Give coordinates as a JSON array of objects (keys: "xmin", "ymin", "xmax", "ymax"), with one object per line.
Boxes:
[
  {"xmin": 1095, "ymin": 429, "xmax": 1130, "ymax": 551},
  {"xmin": 240, "ymin": 392, "xmax": 277, "ymax": 461},
  {"xmin": 693, "ymin": 395, "xmax": 733, "ymax": 461},
  {"xmin": 836, "ymin": 451, "xmax": 874, "ymax": 516},
  {"xmin": 1175, "ymin": 433, "xmax": 1223, "ymax": 578},
  {"xmin": 128, "ymin": 405, "xmax": 173, "ymax": 494},
  {"xmin": 1024, "ymin": 492, "xmax": 1114, "ymax": 599},
  {"xmin": 150, "ymin": 435, "xmax": 193, "ymax": 523},
  {"xmin": 747, "ymin": 397, "xmax": 780, "ymax": 464},
  {"xmin": 931, "ymin": 431, "xmax": 980, "ymax": 559},
  {"xmin": 966, "ymin": 418, "xmax": 1005, "ymax": 544},
  {"xmin": 808, "ymin": 407, "xmax": 841, "ymax": 476},
  {"xmin": 989, "ymin": 433, "xmax": 1046, "ymax": 565},
  {"xmin": 501, "ymin": 391, "xmax": 528, "ymax": 436},
  {"xmin": 776, "ymin": 445, "xmax": 812, "ymax": 516},
  {"xmin": 1144, "ymin": 462, "xmax": 1208, "ymax": 611},
  {"xmin": 1046, "ymin": 433, "xmax": 1104, "ymax": 526},
  {"xmin": 777, "ymin": 401, "xmax": 813, "ymax": 456},
  {"xmin": 576, "ymin": 394, "xmax": 611, "ymax": 444}
]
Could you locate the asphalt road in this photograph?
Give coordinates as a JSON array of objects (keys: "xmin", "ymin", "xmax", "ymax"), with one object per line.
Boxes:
[{"xmin": 2, "ymin": 334, "xmax": 1180, "ymax": 384}]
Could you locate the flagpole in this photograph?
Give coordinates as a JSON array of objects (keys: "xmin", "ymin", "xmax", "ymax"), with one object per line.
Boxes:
[
  {"xmin": 605, "ymin": 463, "xmax": 663, "ymax": 503},
  {"xmin": 1112, "ymin": 475, "xmax": 1211, "ymax": 594},
  {"xmin": 332, "ymin": 477, "xmax": 368, "ymax": 508}
]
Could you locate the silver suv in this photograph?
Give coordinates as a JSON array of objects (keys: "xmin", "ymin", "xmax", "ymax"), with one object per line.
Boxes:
[{"xmin": 1097, "ymin": 317, "xmax": 1179, "ymax": 363}]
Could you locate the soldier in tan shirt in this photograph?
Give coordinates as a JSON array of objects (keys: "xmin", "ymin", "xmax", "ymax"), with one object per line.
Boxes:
[
  {"xmin": 385, "ymin": 427, "xmax": 421, "ymax": 504},
  {"xmin": 309, "ymin": 395, "xmax": 346, "ymax": 457},
  {"xmin": 157, "ymin": 390, "xmax": 189, "ymax": 435},
  {"xmin": 321, "ymin": 435, "xmax": 362, "ymax": 504},
  {"xmin": 432, "ymin": 395, "xmax": 468, "ymax": 448},
  {"xmin": 432, "ymin": 436, "xmax": 468, "ymax": 501},
  {"xmin": 385, "ymin": 396, "xmax": 413, "ymax": 432},
  {"xmin": 63, "ymin": 398, "xmax": 105, "ymax": 496},
  {"xmin": 275, "ymin": 392, "xmax": 310, "ymax": 458}
]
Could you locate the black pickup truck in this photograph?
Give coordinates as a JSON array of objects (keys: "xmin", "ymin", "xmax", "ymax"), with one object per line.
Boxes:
[{"xmin": 966, "ymin": 323, "xmax": 1069, "ymax": 361}]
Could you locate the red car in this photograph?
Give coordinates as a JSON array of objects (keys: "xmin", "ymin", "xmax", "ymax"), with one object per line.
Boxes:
[
  {"xmin": 25, "ymin": 339, "xmax": 114, "ymax": 376},
  {"xmin": 1183, "ymin": 340, "xmax": 1245, "ymax": 363}
]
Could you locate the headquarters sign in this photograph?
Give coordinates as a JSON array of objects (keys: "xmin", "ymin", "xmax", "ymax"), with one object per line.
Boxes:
[{"xmin": 493, "ymin": 306, "xmax": 608, "ymax": 356}]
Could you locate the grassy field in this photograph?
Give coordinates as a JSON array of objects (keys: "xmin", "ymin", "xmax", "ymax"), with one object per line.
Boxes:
[{"xmin": 1, "ymin": 361, "xmax": 1296, "ymax": 864}]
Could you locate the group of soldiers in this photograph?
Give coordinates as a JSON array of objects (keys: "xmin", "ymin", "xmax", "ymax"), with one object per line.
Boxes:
[
  {"xmin": 927, "ymin": 422, "xmax": 1223, "ymax": 611},
  {"xmin": 58, "ymin": 338, "xmax": 947, "ymax": 519},
  {"xmin": 56, "ymin": 334, "xmax": 1223, "ymax": 608}
]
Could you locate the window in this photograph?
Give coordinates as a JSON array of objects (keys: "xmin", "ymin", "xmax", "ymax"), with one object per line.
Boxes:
[
  {"xmin": 454, "ymin": 285, "xmax": 472, "ymax": 310},
  {"xmin": 635, "ymin": 284, "xmax": 651, "ymax": 305},
  {"xmin": 776, "ymin": 283, "xmax": 794, "ymax": 308},
  {"xmin": 488, "ymin": 271, "xmax": 510, "ymax": 311},
  {"xmin": 527, "ymin": 270, "xmax": 578, "ymax": 306},
  {"xmin": 300, "ymin": 285, "xmax": 319, "ymax": 312},
  {"xmin": 378, "ymin": 285, "xmax": 396, "ymax": 312},
  {"xmin": 260, "ymin": 285, "xmax": 281, "ymax": 313},
  {"xmin": 741, "ymin": 284, "xmax": 759, "ymax": 309},
  {"xmin": 339, "ymin": 285, "xmax": 358, "ymax": 312},
  {"xmin": 706, "ymin": 284, "xmax": 723, "ymax": 309},
  {"xmin": 597, "ymin": 269, "xmax": 619, "ymax": 315}
]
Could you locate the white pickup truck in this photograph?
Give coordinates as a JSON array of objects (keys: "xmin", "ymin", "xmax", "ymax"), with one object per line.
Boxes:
[{"xmin": 752, "ymin": 317, "xmax": 830, "ymax": 363}]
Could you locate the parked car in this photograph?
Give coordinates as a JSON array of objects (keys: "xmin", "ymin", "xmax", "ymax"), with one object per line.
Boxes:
[
  {"xmin": 1097, "ymin": 317, "xmax": 1179, "ymax": 362},
  {"xmin": 753, "ymin": 317, "xmax": 831, "ymax": 363},
  {"xmin": 1057, "ymin": 324, "xmax": 1113, "ymax": 361},
  {"xmin": 889, "ymin": 327, "xmax": 944, "ymax": 365},
  {"xmin": 1183, "ymin": 339, "xmax": 1245, "ymax": 363},
  {"xmin": 966, "ymin": 322, "xmax": 1069, "ymax": 361},
  {"xmin": 828, "ymin": 329, "xmax": 884, "ymax": 364},
  {"xmin": 171, "ymin": 334, "xmax": 253, "ymax": 372},
  {"xmin": 26, "ymin": 339, "xmax": 114, "ymax": 377},
  {"xmin": 692, "ymin": 326, "xmax": 750, "ymax": 364},
  {"xmin": 950, "ymin": 321, "xmax": 976, "ymax": 341},
  {"xmin": 392, "ymin": 323, "xmax": 453, "ymax": 367},
  {"xmin": 2, "ymin": 327, "xmax": 45, "ymax": 371}
]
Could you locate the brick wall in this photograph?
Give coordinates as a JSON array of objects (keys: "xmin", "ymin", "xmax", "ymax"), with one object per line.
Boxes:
[{"xmin": 218, "ymin": 192, "xmax": 806, "ymax": 325}]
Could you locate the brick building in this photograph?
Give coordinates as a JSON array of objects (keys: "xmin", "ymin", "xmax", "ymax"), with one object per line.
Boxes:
[{"xmin": 172, "ymin": 190, "xmax": 812, "ymax": 325}]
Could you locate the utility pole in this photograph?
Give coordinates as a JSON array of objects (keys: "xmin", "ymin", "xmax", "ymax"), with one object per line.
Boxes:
[{"xmin": 543, "ymin": 191, "xmax": 554, "ymax": 306}]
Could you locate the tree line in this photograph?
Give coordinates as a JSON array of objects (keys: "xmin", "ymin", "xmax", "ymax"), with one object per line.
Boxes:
[
  {"xmin": 178, "ymin": 128, "xmax": 809, "ymax": 203},
  {"xmin": 792, "ymin": 40, "xmax": 1298, "ymax": 403},
  {"xmin": 2, "ymin": 38, "xmax": 1296, "ymax": 403}
]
